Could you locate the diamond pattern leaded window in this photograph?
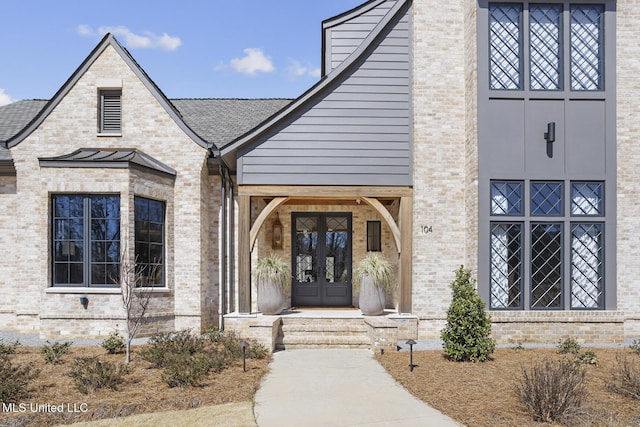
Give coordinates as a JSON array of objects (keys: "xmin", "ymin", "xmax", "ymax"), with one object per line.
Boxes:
[
  {"xmin": 490, "ymin": 223, "xmax": 523, "ymax": 308},
  {"xmin": 531, "ymin": 181, "xmax": 563, "ymax": 216},
  {"xmin": 491, "ymin": 181, "xmax": 523, "ymax": 215},
  {"xmin": 530, "ymin": 4, "xmax": 562, "ymax": 90},
  {"xmin": 571, "ymin": 182, "xmax": 603, "ymax": 216},
  {"xmin": 488, "ymin": 3, "xmax": 605, "ymax": 92},
  {"xmin": 490, "ymin": 4, "xmax": 522, "ymax": 90},
  {"xmin": 571, "ymin": 223, "xmax": 603, "ymax": 308},
  {"xmin": 531, "ymin": 223, "xmax": 563, "ymax": 309},
  {"xmin": 570, "ymin": 5, "xmax": 604, "ymax": 90}
]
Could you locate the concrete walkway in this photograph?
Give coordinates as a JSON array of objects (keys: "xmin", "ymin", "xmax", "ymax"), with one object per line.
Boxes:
[{"xmin": 254, "ymin": 349, "xmax": 462, "ymax": 427}]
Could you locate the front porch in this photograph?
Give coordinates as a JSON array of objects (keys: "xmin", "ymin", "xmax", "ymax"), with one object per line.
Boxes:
[
  {"xmin": 235, "ymin": 185, "xmax": 414, "ymax": 315},
  {"xmin": 224, "ymin": 308, "xmax": 419, "ymax": 354}
]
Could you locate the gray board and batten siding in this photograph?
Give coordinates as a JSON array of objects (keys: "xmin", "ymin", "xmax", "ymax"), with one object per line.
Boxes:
[{"xmin": 235, "ymin": 0, "xmax": 412, "ymax": 187}]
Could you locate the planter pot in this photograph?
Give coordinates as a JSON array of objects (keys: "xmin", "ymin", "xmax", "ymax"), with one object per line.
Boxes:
[
  {"xmin": 257, "ymin": 279, "xmax": 285, "ymax": 315},
  {"xmin": 358, "ymin": 275, "xmax": 386, "ymax": 316}
]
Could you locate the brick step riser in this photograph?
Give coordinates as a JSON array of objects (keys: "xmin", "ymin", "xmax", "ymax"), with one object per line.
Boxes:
[{"xmin": 277, "ymin": 318, "xmax": 370, "ymax": 349}]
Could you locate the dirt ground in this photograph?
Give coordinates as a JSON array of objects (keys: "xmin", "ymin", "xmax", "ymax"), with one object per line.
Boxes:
[
  {"xmin": 2, "ymin": 344, "xmax": 640, "ymax": 426},
  {"xmin": 377, "ymin": 347, "xmax": 640, "ymax": 427}
]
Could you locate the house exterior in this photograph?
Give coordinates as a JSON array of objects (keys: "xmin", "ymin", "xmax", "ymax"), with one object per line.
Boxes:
[{"xmin": 1, "ymin": 0, "xmax": 637, "ymax": 347}]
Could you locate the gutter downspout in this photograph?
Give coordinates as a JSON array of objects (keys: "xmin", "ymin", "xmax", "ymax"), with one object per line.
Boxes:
[{"xmin": 219, "ymin": 162, "xmax": 227, "ymax": 330}]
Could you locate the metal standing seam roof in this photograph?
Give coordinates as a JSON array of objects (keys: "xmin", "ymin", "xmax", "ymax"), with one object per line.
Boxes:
[
  {"xmin": 0, "ymin": 98, "xmax": 292, "ymax": 149},
  {"xmin": 39, "ymin": 148, "xmax": 178, "ymax": 176}
]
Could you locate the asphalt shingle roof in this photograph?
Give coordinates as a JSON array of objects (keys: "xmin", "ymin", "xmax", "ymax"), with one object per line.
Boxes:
[
  {"xmin": 171, "ymin": 98, "xmax": 292, "ymax": 148},
  {"xmin": 0, "ymin": 99, "xmax": 48, "ymax": 142},
  {"xmin": 0, "ymin": 98, "xmax": 292, "ymax": 148}
]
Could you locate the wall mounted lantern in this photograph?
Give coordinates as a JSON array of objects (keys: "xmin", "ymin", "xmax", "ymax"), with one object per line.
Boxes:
[
  {"xmin": 544, "ymin": 122, "xmax": 556, "ymax": 143},
  {"xmin": 272, "ymin": 212, "xmax": 283, "ymax": 250},
  {"xmin": 79, "ymin": 295, "xmax": 89, "ymax": 309}
]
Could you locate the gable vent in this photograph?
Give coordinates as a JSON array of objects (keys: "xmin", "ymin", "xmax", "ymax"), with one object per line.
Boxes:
[{"xmin": 100, "ymin": 90, "xmax": 121, "ymax": 133}]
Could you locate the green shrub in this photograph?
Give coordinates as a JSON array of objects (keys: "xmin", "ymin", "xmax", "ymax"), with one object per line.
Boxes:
[
  {"xmin": 203, "ymin": 327, "xmax": 225, "ymax": 343},
  {"xmin": 67, "ymin": 356, "xmax": 129, "ymax": 394},
  {"xmin": 0, "ymin": 356, "xmax": 39, "ymax": 403},
  {"xmin": 608, "ymin": 354, "xmax": 640, "ymax": 400},
  {"xmin": 575, "ymin": 350, "xmax": 598, "ymax": 366},
  {"xmin": 629, "ymin": 339, "xmax": 640, "ymax": 355},
  {"xmin": 516, "ymin": 358, "xmax": 587, "ymax": 423},
  {"xmin": 161, "ymin": 354, "xmax": 212, "ymax": 389},
  {"xmin": 216, "ymin": 330, "xmax": 268, "ymax": 360},
  {"xmin": 557, "ymin": 337, "xmax": 581, "ymax": 355},
  {"xmin": 41, "ymin": 340, "xmax": 72, "ymax": 364},
  {"xmin": 0, "ymin": 339, "xmax": 20, "ymax": 357},
  {"xmin": 440, "ymin": 266, "xmax": 495, "ymax": 362},
  {"xmin": 139, "ymin": 329, "xmax": 204, "ymax": 368},
  {"xmin": 101, "ymin": 331, "xmax": 126, "ymax": 354}
]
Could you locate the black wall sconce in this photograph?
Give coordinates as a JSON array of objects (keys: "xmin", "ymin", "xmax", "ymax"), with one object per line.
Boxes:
[
  {"xmin": 79, "ymin": 295, "xmax": 89, "ymax": 309},
  {"xmin": 544, "ymin": 122, "xmax": 556, "ymax": 143},
  {"xmin": 272, "ymin": 212, "xmax": 283, "ymax": 250}
]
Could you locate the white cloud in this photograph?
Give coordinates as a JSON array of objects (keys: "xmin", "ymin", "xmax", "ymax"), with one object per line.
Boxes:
[
  {"xmin": 230, "ymin": 48, "xmax": 275, "ymax": 75},
  {"xmin": 0, "ymin": 88, "xmax": 14, "ymax": 106},
  {"xmin": 287, "ymin": 58, "xmax": 320, "ymax": 79},
  {"xmin": 76, "ymin": 25, "xmax": 182, "ymax": 51}
]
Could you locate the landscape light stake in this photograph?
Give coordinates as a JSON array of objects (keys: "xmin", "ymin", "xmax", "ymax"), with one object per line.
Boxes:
[
  {"xmin": 406, "ymin": 339, "xmax": 416, "ymax": 371},
  {"xmin": 240, "ymin": 340, "xmax": 249, "ymax": 372}
]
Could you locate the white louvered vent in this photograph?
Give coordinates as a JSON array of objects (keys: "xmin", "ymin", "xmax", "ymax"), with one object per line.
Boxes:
[{"xmin": 100, "ymin": 90, "xmax": 121, "ymax": 133}]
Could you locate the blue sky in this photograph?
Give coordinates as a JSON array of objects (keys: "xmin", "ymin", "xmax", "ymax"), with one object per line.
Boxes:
[{"xmin": 0, "ymin": 0, "xmax": 366, "ymax": 106}]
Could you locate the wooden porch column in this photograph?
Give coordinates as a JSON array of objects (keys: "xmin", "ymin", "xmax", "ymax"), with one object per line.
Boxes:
[
  {"xmin": 398, "ymin": 195, "xmax": 413, "ymax": 313},
  {"xmin": 238, "ymin": 195, "xmax": 251, "ymax": 314}
]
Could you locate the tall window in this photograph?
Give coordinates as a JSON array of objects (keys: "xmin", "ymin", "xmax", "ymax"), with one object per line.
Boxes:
[
  {"xmin": 489, "ymin": 3, "xmax": 604, "ymax": 91},
  {"xmin": 366, "ymin": 221, "xmax": 382, "ymax": 252},
  {"xmin": 99, "ymin": 90, "xmax": 122, "ymax": 133},
  {"xmin": 53, "ymin": 195, "xmax": 120, "ymax": 286},
  {"xmin": 490, "ymin": 181, "xmax": 604, "ymax": 309},
  {"xmin": 134, "ymin": 197, "xmax": 165, "ymax": 287}
]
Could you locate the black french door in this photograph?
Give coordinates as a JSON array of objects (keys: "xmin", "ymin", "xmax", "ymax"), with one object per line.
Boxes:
[{"xmin": 291, "ymin": 213, "xmax": 352, "ymax": 307}]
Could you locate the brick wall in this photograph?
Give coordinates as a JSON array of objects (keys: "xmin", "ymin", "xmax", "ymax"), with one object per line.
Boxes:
[
  {"xmin": 617, "ymin": 0, "xmax": 640, "ymax": 339},
  {"xmin": 3, "ymin": 45, "xmax": 217, "ymax": 338},
  {"xmin": 411, "ymin": 0, "xmax": 469, "ymax": 337}
]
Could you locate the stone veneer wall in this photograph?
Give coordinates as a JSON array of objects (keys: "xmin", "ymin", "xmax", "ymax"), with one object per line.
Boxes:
[
  {"xmin": 3, "ymin": 45, "xmax": 216, "ymax": 338},
  {"xmin": 616, "ymin": 0, "xmax": 640, "ymax": 339},
  {"xmin": 412, "ymin": 0, "xmax": 469, "ymax": 339}
]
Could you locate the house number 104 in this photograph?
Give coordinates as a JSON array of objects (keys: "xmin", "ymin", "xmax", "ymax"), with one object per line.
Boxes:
[{"xmin": 421, "ymin": 225, "xmax": 433, "ymax": 234}]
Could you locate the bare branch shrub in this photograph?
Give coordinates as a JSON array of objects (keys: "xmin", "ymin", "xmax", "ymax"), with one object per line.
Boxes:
[
  {"xmin": 515, "ymin": 358, "xmax": 587, "ymax": 423},
  {"xmin": 608, "ymin": 354, "xmax": 640, "ymax": 400}
]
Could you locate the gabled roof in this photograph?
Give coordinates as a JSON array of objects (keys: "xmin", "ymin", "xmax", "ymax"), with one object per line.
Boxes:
[
  {"xmin": 219, "ymin": 0, "xmax": 410, "ymax": 169},
  {"xmin": 39, "ymin": 148, "xmax": 177, "ymax": 177},
  {"xmin": 5, "ymin": 34, "xmax": 211, "ymax": 150}
]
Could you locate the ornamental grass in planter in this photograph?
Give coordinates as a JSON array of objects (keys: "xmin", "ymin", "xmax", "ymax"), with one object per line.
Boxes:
[
  {"xmin": 355, "ymin": 253, "xmax": 394, "ymax": 316},
  {"xmin": 255, "ymin": 254, "xmax": 290, "ymax": 315}
]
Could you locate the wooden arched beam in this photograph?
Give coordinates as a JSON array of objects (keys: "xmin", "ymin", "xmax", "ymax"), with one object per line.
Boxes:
[
  {"xmin": 250, "ymin": 197, "xmax": 289, "ymax": 251},
  {"xmin": 361, "ymin": 197, "xmax": 401, "ymax": 253}
]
